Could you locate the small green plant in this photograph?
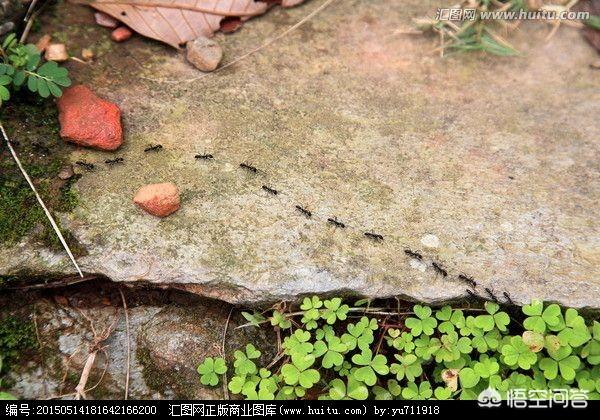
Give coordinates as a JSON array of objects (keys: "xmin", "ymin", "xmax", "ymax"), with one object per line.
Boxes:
[
  {"xmin": 198, "ymin": 298, "xmax": 600, "ymax": 400},
  {"xmin": 0, "ymin": 33, "xmax": 71, "ymax": 107}
]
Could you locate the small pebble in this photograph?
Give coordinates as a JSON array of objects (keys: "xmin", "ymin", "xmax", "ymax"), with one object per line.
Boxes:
[
  {"xmin": 111, "ymin": 27, "xmax": 133, "ymax": 42},
  {"xmin": 35, "ymin": 34, "xmax": 52, "ymax": 53},
  {"xmin": 186, "ymin": 36, "xmax": 223, "ymax": 72},
  {"xmin": 58, "ymin": 165, "xmax": 74, "ymax": 180},
  {"xmin": 94, "ymin": 12, "xmax": 119, "ymax": 29},
  {"xmin": 421, "ymin": 234, "xmax": 440, "ymax": 248},
  {"xmin": 44, "ymin": 43, "xmax": 69, "ymax": 62},
  {"xmin": 81, "ymin": 48, "xmax": 94, "ymax": 61},
  {"xmin": 591, "ymin": 59, "xmax": 600, "ymax": 70}
]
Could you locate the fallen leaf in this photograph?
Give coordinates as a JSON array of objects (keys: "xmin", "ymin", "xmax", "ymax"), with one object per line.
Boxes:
[
  {"xmin": 441, "ymin": 368, "xmax": 458, "ymax": 391},
  {"xmin": 75, "ymin": 0, "xmax": 305, "ymax": 48}
]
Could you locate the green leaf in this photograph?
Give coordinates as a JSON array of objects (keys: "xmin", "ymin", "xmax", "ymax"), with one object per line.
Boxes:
[
  {"xmin": 458, "ymin": 367, "xmax": 480, "ymax": 389},
  {"xmin": 27, "ymin": 75, "xmax": 38, "ymax": 93},
  {"xmin": 0, "ymin": 85, "xmax": 9, "ymax": 102}
]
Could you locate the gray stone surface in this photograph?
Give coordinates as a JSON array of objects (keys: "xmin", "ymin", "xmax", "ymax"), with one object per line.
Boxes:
[
  {"xmin": 7, "ymin": 296, "xmax": 271, "ymax": 399},
  {"xmin": 1, "ymin": 1, "xmax": 599, "ymax": 308}
]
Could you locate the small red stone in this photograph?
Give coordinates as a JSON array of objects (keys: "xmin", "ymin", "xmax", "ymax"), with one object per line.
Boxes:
[
  {"xmin": 111, "ymin": 26, "xmax": 133, "ymax": 42},
  {"xmin": 220, "ymin": 18, "xmax": 243, "ymax": 34},
  {"xmin": 57, "ymin": 85, "xmax": 123, "ymax": 151},
  {"xmin": 134, "ymin": 183, "xmax": 181, "ymax": 217}
]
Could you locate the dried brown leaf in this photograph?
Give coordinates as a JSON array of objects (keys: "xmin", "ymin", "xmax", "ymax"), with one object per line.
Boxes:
[{"xmin": 75, "ymin": 0, "xmax": 305, "ymax": 48}]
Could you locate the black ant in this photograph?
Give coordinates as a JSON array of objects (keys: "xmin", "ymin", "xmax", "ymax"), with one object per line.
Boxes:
[
  {"xmin": 503, "ymin": 291, "xmax": 515, "ymax": 305},
  {"xmin": 466, "ymin": 289, "xmax": 478, "ymax": 299},
  {"xmin": 404, "ymin": 249, "xmax": 423, "ymax": 260},
  {"xmin": 485, "ymin": 287, "xmax": 498, "ymax": 303},
  {"xmin": 327, "ymin": 217, "xmax": 346, "ymax": 229},
  {"xmin": 240, "ymin": 163, "xmax": 259, "ymax": 173},
  {"xmin": 75, "ymin": 160, "xmax": 94, "ymax": 171},
  {"xmin": 364, "ymin": 232, "xmax": 384, "ymax": 242},
  {"xmin": 458, "ymin": 274, "xmax": 477, "ymax": 288},
  {"xmin": 105, "ymin": 157, "xmax": 124, "ymax": 165},
  {"xmin": 295, "ymin": 205, "xmax": 312, "ymax": 218},
  {"xmin": 262, "ymin": 185, "xmax": 278, "ymax": 195},
  {"xmin": 431, "ymin": 262, "xmax": 448, "ymax": 277},
  {"xmin": 195, "ymin": 154, "xmax": 214, "ymax": 160},
  {"xmin": 144, "ymin": 144, "xmax": 163, "ymax": 152}
]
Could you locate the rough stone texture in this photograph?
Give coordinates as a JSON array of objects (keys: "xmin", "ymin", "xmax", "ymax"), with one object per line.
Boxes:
[
  {"xmin": 186, "ymin": 36, "xmax": 223, "ymax": 72},
  {"xmin": 1, "ymin": 1, "xmax": 599, "ymax": 309},
  {"xmin": 133, "ymin": 182, "xmax": 181, "ymax": 217},
  {"xmin": 6, "ymin": 295, "xmax": 272, "ymax": 399},
  {"xmin": 44, "ymin": 43, "xmax": 69, "ymax": 62},
  {"xmin": 57, "ymin": 85, "xmax": 123, "ymax": 151}
]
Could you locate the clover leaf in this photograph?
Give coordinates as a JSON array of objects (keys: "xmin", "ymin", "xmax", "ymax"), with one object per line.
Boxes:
[
  {"xmin": 283, "ymin": 329, "xmax": 313, "ymax": 357},
  {"xmin": 473, "ymin": 355, "xmax": 500, "ymax": 379},
  {"xmin": 523, "ymin": 300, "xmax": 561, "ymax": 333},
  {"xmin": 313, "ymin": 335, "xmax": 348, "ymax": 368},
  {"xmin": 435, "ymin": 331, "xmax": 472, "ymax": 363},
  {"xmin": 233, "ymin": 344, "xmax": 261, "ymax": 376},
  {"xmin": 405, "ymin": 305, "xmax": 438, "ymax": 336},
  {"xmin": 539, "ymin": 344, "xmax": 581, "ymax": 381},
  {"xmin": 372, "ymin": 379, "xmax": 402, "ymax": 400},
  {"xmin": 390, "ymin": 353, "xmax": 422, "ymax": 381},
  {"xmin": 386, "ymin": 329, "xmax": 415, "ymax": 352},
  {"xmin": 300, "ymin": 296, "xmax": 323, "ymax": 330},
  {"xmin": 474, "ymin": 302, "xmax": 510, "ymax": 332},
  {"xmin": 458, "ymin": 367, "xmax": 481, "ymax": 389},
  {"xmin": 197, "ymin": 357, "xmax": 228, "ymax": 386},
  {"xmin": 328, "ymin": 377, "xmax": 368, "ymax": 400},
  {"xmin": 270, "ymin": 310, "xmax": 291, "ymax": 329},
  {"xmin": 434, "ymin": 386, "xmax": 452, "ymax": 400},
  {"xmin": 501, "ymin": 336, "xmax": 537, "ymax": 370},
  {"xmin": 281, "ymin": 353, "xmax": 320, "ymax": 388},
  {"xmin": 402, "ymin": 381, "xmax": 433, "ymax": 399},
  {"xmin": 351, "ymin": 349, "xmax": 389, "ymax": 386},
  {"xmin": 557, "ymin": 308, "xmax": 592, "ymax": 347},
  {"xmin": 581, "ymin": 321, "xmax": 600, "ymax": 365},
  {"xmin": 414, "ymin": 335, "xmax": 441, "ymax": 361},
  {"xmin": 321, "ymin": 298, "xmax": 350, "ymax": 324},
  {"xmin": 341, "ymin": 317, "xmax": 375, "ymax": 351}
]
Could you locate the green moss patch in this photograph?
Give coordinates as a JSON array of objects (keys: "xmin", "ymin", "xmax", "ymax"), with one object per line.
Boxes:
[{"xmin": 0, "ymin": 95, "xmax": 79, "ymax": 248}]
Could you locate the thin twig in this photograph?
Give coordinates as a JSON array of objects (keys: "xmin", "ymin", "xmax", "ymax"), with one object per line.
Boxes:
[
  {"xmin": 144, "ymin": 0, "xmax": 338, "ymax": 84},
  {"xmin": 5, "ymin": 275, "xmax": 98, "ymax": 291},
  {"xmin": 221, "ymin": 306, "xmax": 234, "ymax": 400},
  {"xmin": 118, "ymin": 287, "xmax": 131, "ymax": 400},
  {"xmin": 0, "ymin": 122, "xmax": 84, "ymax": 277}
]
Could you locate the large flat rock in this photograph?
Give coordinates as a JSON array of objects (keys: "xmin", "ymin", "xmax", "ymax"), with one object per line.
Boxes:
[{"xmin": 1, "ymin": 1, "xmax": 599, "ymax": 308}]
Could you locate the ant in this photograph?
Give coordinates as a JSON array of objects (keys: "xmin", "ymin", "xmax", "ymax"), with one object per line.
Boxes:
[
  {"xmin": 404, "ymin": 249, "xmax": 423, "ymax": 260},
  {"xmin": 105, "ymin": 157, "xmax": 124, "ymax": 165},
  {"xmin": 364, "ymin": 232, "xmax": 384, "ymax": 242},
  {"xmin": 458, "ymin": 274, "xmax": 477, "ymax": 288},
  {"xmin": 240, "ymin": 163, "xmax": 259, "ymax": 173},
  {"xmin": 503, "ymin": 291, "xmax": 515, "ymax": 305},
  {"xmin": 484, "ymin": 287, "xmax": 498, "ymax": 303},
  {"xmin": 195, "ymin": 154, "xmax": 214, "ymax": 160},
  {"xmin": 75, "ymin": 160, "xmax": 94, "ymax": 171},
  {"xmin": 295, "ymin": 205, "xmax": 312, "ymax": 218},
  {"xmin": 431, "ymin": 262, "xmax": 448, "ymax": 277},
  {"xmin": 262, "ymin": 185, "xmax": 278, "ymax": 195},
  {"xmin": 466, "ymin": 289, "xmax": 478, "ymax": 299},
  {"xmin": 327, "ymin": 217, "xmax": 346, "ymax": 229},
  {"xmin": 144, "ymin": 144, "xmax": 163, "ymax": 152}
]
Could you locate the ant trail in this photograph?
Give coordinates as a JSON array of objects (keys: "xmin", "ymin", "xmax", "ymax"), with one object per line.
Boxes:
[
  {"xmin": 195, "ymin": 154, "xmax": 214, "ymax": 161},
  {"xmin": 105, "ymin": 157, "xmax": 124, "ymax": 165},
  {"xmin": 327, "ymin": 217, "xmax": 346, "ymax": 229},
  {"xmin": 76, "ymin": 161, "xmax": 95, "ymax": 171},
  {"xmin": 364, "ymin": 231, "xmax": 384, "ymax": 242},
  {"xmin": 485, "ymin": 287, "xmax": 499, "ymax": 303},
  {"xmin": 0, "ymin": 122, "xmax": 83, "ymax": 277}
]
